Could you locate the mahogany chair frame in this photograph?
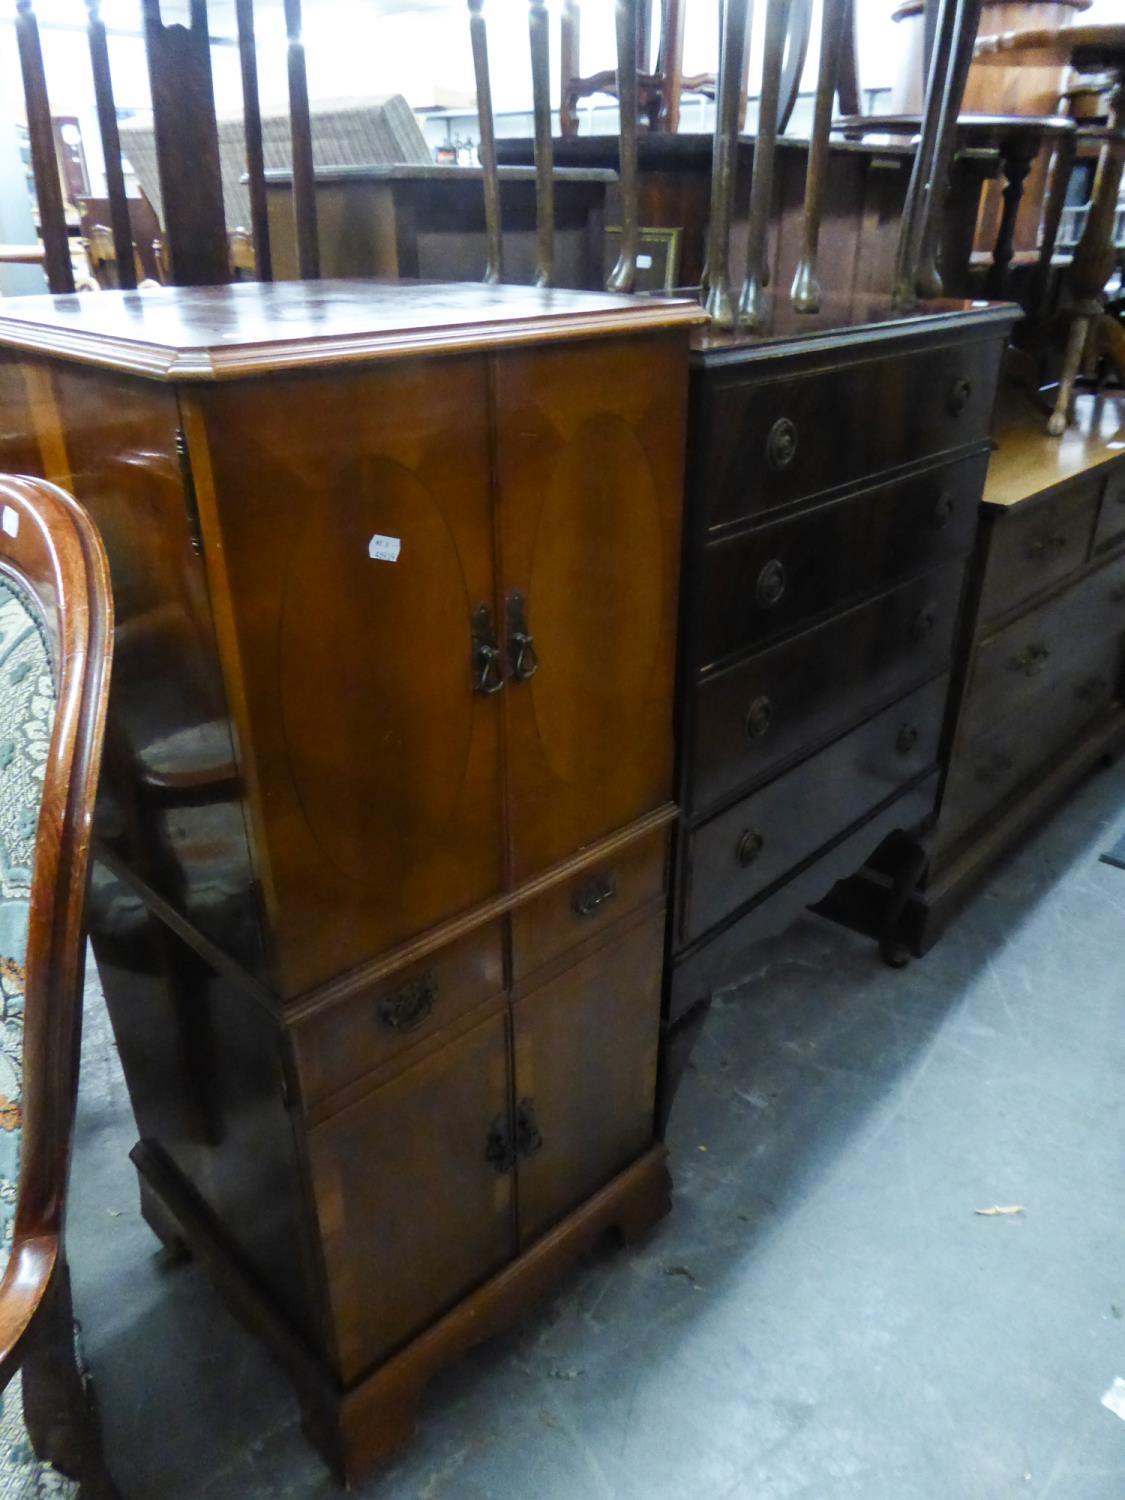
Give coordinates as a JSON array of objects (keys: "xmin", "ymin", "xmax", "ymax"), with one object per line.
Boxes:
[{"xmin": 0, "ymin": 476, "xmax": 113, "ymax": 1488}]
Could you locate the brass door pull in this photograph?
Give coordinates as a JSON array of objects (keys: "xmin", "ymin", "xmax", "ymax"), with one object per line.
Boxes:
[
  {"xmin": 507, "ymin": 590, "xmax": 539, "ymax": 682},
  {"xmin": 471, "ymin": 603, "xmax": 504, "ymax": 696}
]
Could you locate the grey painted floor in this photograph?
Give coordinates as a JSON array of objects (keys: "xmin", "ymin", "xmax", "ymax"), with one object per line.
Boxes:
[{"xmin": 70, "ymin": 758, "xmax": 1125, "ymax": 1499}]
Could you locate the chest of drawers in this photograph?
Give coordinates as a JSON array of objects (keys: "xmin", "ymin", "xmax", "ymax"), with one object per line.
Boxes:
[
  {"xmin": 898, "ymin": 393, "xmax": 1125, "ymax": 951},
  {"xmin": 0, "ymin": 280, "xmax": 700, "ymax": 1485},
  {"xmin": 662, "ymin": 301, "xmax": 1016, "ymax": 1111}
]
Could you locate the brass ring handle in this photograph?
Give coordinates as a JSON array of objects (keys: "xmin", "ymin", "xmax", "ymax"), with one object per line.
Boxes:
[
  {"xmin": 745, "ymin": 695, "xmax": 773, "ymax": 741},
  {"xmin": 766, "ymin": 417, "xmax": 798, "ymax": 471},
  {"xmin": 909, "ymin": 603, "xmax": 937, "ymax": 643},
  {"xmin": 947, "ymin": 376, "xmax": 972, "ymax": 416},
  {"xmin": 471, "ymin": 603, "xmax": 505, "ymax": 696},
  {"xmin": 736, "ymin": 829, "xmax": 764, "ymax": 868},
  {"xmin": 932, "ymin": 494, "xmax": 954, "ymax": 530},
  {"xmin": 756, "ymin": 559, "xmax": 787, "ymax": 608},
  {"xmin": 507, "ymin": 590, "xmax": 539, "ymax": 682},
  {"xmin": 895, "ymin": 724, "xmax": 919, "ymax": 755}
]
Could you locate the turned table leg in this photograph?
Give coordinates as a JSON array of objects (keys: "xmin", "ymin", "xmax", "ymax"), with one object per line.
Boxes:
[{"xmin": 984, "ymin": 133, "xmax": 1037, "ymax": 301}]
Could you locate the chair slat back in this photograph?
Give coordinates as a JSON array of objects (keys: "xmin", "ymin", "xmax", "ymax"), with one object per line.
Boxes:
[
  {"xmin": 284, "ymin": 0, "xmax": 320, "ymax": 280},
  {"xmin": 236, "ymin": 0, "xmax": 273, "ymax": 281},
  {"xmin": 528, "ymin": 0, "xmax": 556, "ymax": 287},
  {"xmin": 607, "ymin": 0, "xmax": 642, "ymax": 292},
  {"xmin": 86, "ymin": 0, "xmax": 136, "ymax": 290},
  {"xmin": 468, "ymin": 0, "xmax": 504, "ymax": 283},
  {"xmin": 13, "ymin": 0, "xmax": 74, "ymax": 295}
]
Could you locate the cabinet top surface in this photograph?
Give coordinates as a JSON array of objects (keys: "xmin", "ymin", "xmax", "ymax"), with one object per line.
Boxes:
[
  {"xmin": 984, "ymin": 392, "xmax": 1125, "ymax": 510},
  {"xmin": 0, "ymin": 279, "xmax": 704, "ymax": 382},
  {"xmin": 690, "ymin": 295, "xmax": 1018, "ymax": 364}
]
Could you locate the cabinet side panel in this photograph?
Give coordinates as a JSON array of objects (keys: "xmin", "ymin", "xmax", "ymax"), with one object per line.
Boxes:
[
  {"xmin": 46, "ymin": 360, "xmax": 266, "ymax": 975},
  {"xmin": 495, "ymin": 330, "xmax": 689, "ymax": 879},
  {"xmin": 189, "ymin": 357, "xmax": 505, "ymax": 997}
]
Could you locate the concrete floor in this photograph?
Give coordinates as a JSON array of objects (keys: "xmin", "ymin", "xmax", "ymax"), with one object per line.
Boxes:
[{"xmin": 70, "ymin": 757, "xmax": 1125, "ymax": 1499}]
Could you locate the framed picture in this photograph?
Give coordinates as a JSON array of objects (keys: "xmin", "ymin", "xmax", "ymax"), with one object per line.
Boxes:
[{"xmin": 602, "ymin": 226, "xmax": 683, "ymax": 292}]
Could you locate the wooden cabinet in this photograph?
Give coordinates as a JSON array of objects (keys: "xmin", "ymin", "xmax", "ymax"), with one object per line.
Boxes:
[
  {"xmin": 663, "ymin": 303, "xmax": 1016, "ymax": 1098},
  {"xmin": 0, "ymin": 280, "xmax": 699, "ymax": 1485},
  {"xmin": 896, "ymin": 395, "xmax": 1125, "ymax": 949}
]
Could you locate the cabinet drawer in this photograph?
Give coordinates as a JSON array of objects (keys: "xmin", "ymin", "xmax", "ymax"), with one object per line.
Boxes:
[
  {"xmin": 697, "ymin": 336, "xmax": 1001, "ymax": 529},
  {"xmin": 293, "ymin": 921, "xmax": 506, "ymax": 1109},
  {"xmin": 977, "ymin": 482, "xmax": 1099, "ymax": 624},
  {"xmin": 1093, "ymin": 462, "xmax": 1125, "ymax": 556},
  {"xmin": 693, "ymin": 451, "xmax": 986, "ymax": 670},
  {"xmin": 691, "ymin": 559, "xmax": 964, "ymax": 814},
  {"xmin": 683, "ymin": 676, "xmax": 947, "ymax": 944},
  {"xmin": 960, "ymin": 552, "xmax": 1125, "ymax": 746},
  {"xmin": 510, "ymin": 825, "xmax": 667, "ymax": 984}
]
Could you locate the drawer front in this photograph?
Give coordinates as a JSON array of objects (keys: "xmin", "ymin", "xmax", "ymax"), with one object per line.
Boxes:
[
  {"xmin": 293, "ymin": 921, "xmax": 505, "ymax": 1108},
  {"xmin": 1093, "ymin": 462, "xmax": 1125, "ymax": 556},
  {"xmin": 510, "ymin": 824, "xmax": 668, "ymax": 985},
  {"xmin": 977, "ymin": 482, "xmax": 1100, "ymax": 624},
  {"xmin": 697, "ymin": 336, "xmax": 1001, "ymax": 529},
  {"xmin": 691, "ymin": 559, "xmax": 964, "ymax": 814},
  {"xmin": 960, "ymin": 551, "xmax": 1125, "ymax": 746},
  {"xmin": 693, "ymin": 451, "xmax": 986, "ymax": 670},
  {"xmin": 683, "ymin": 676, "xmax": 948, "ymax": 943}
]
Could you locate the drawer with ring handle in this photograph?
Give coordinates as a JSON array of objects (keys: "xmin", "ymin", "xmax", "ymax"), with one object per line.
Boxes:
[{"xmin": 977, "ymin": 482, "xmax": 1099, "ymax": 624}]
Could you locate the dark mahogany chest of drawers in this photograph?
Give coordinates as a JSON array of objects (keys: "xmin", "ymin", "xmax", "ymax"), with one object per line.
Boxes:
[{"xmin": 662, "ymin": 301, "xmax": 1016, "ymax": 1095}]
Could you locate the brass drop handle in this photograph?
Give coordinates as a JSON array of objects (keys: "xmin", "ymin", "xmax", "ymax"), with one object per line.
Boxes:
[
  {"xmin": 736, "ymin": 828, "xmax": 764, "ymax": 868},
  {"xmin": 947, "ymin": 376, "xmax": 972, "ymax": 416},
  {"xmin": 895, "ymin": 723, "xmax": 919, "ymax": 755},
  {"xmin": 1009, "ymin": 641, "xmax": 1050, "ymax": 676},
  {"xmin": 377, "ymin": 972, "xmax": 437, "ymax": 1033},
  {"xmin": 485, "ymin": 1114, "xmax": 515, "ymax": 1174},
  {"xmin": 909, "ymin": 603, "xmax": 937, "ymax": 643},
  {"xmin": 572, "ymin": 870, "xmax": 617, "ymax": 917},
  {"xmin": 1029, "ymin": 532, "xmax": 1068, "ymax": 559},
  {"xmin": 515, "ymin": 1097, "xmax": 543, "ymax": 1158},
  {"xmin": 745, "ymin": 694, "xmax": 773, "ymax": 741},
  {"xmin": 756, "ymin": 559, "xmax": 787, "ymax": 608},
  {"xmin": 471, "ymin": 604, "xmax": 504, "ymax": 696},
  {"xmin": 507, "ymin": 590, "xmax": 539, "ymax": 683}
]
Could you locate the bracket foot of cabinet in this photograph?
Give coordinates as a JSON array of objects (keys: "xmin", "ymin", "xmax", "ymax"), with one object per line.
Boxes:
[{"xmin": 132, "ymin": 1137, "xmax": 671, "ymax": 1488}]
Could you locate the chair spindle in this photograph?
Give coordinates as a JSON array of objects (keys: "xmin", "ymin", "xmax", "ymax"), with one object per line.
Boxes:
[
  {"xmin": 607, "ymin": 0, "xmax": 641, "ymax": 292},
  {"xmin": 703, "ymin": 0, "xmax": 752, "ymax": 327},
  {"xmin": 86, "ymin": 0, "xmax": 135, "ymax": 290},
  {"xmin": 468, "ymin": 0, "xmax": 503, "ymax": 284},
  {"xmin": 791, "ymin": 0, "xmax": 848, "ymax": 313},
  {"xmin": 560, "ymin": 0, "xmax": 580, "ymax": 137},
  {"xmin": 740, "ymin": 0, "xmax": 790, "ymax": 328},
  {"xmin": 236, "ymin": 0, "xmax": 272, "ymax": 281},
  {"xmin": 14, "ymin": 0, "xmax": 74, "ymax": 294},
  {"xmin": 528, "ymin": 0, "xmax": 556, "ymax": 287},
  {"xmin": 892, "ymin": 0, "xmax": 956, "ymax": 306},
  {"xmin": 283, "ymin": 0, "xmax": 319, "ymax": 280}
]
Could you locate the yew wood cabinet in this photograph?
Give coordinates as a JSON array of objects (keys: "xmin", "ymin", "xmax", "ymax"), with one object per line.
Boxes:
[{"xmin": 0, "ymin": 280, "xmax": 701, "ymax": 1484}]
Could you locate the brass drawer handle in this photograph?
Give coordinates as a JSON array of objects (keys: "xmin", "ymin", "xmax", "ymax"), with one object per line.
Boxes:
[
  {"xmin": 736, "ymin": 828, "xmax": 764, "ymax": 868},
  {"xmin": 756, "ymin": 559, "xmax": 787, "ymax": 608},
  {"xmin": 909, "ymin": 603, "xmax": 937, "ymax": 643},
  {"xmin": 745, "ymin": 694, "xmax": 773, "ymax": 740},
  {"xmin": 766, "ymin": 418, "xmax": 798, "ymax": 472},
  {"xmin": 515, "ymin": 1097, "xmax": 543, "ymax": 1158},
  {"xmin": 572, "ymin": 870, "xmax": 617, "ymax": 917},
  {"xmin": 896, "ymin": 723, "xmax": 919, "ymax": 755},
  {"xmin": 1028, "ymin": 532, "xmax": 1068, "ymax": 560},
  {"xmin": 485, "ymin": 1114, "xmax": 515, "ymax": 1174},
  {"xmin": 932, "ymin": 493, "xmax": 955, "ymax": 530},
  {"xmin": 947, "ymin": 376, "xmax": 972, "ymax": 416},
  {"xmin": 1008, "ymin": 641, "xmax": 1050, "ymax": 676},
  {"xmin": 378, "ymin": 972, "xmax": 437, "ymax": 1033},
  {"xmin": 507, "ymin": 589, "xmax": 539, "ymax": 683},
  {"xmin": 471, "ymin": 603, "xmax": 504, "ymax": 696}
]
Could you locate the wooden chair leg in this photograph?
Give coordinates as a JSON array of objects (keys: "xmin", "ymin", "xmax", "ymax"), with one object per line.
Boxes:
[
  {"xmin": 20, "ymin": 1261, "xmax": 86, "ymax": 1479},
  {"xmin": 1048, "ymin": 311, "xmax": 1092, "ymax": 436}
]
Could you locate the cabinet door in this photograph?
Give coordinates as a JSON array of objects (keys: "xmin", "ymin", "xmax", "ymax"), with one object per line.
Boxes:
[
  {"xmin": 189, "ymin": 358, "xmax": 504, "ymax": 995},
  {"xmin": 494, "ymin": 334, "xmax": 688, "ymax": 879},
  {"xmin": 307, "ymin": 1006, "xmax": 514, "ymax": 1382},
  {"xmin": 512, "ymin": 910, "xmax": 664, "ymax": 1246}
]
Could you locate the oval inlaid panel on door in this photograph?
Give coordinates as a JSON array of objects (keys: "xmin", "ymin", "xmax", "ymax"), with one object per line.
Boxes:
[
  {"xmin": 280, "ymin": 456, "xmax": 473, "ymax": 883},
  {"xmin": 529, "ymin": 414, "xmax": 663, "ymax": 788}
]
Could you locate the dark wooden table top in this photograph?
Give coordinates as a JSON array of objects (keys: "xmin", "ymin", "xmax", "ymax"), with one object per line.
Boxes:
[{"xmin": 0, "ymin": 279, "xmax": 704, "ymax": 381}]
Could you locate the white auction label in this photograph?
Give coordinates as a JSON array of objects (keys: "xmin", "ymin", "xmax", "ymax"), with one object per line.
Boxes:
[
  {"xmin": 368, "ymin": 533, "xmax": 401, "ymax": 563},
  {"xmin": 2, "ymin": 507, "xmax": 18, "ymax": 539}
]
